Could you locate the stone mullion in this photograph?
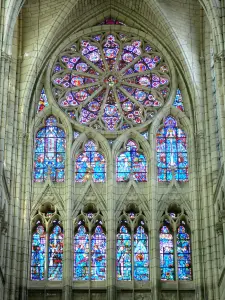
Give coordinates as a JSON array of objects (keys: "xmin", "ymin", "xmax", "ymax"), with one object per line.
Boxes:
[
  {"xmin": 149, "ymin": 128, "xmax": 159, "ymax": 300},
  {"xmin": 62, "ymin": 135, "xmax": 73, "ymax": 300}
]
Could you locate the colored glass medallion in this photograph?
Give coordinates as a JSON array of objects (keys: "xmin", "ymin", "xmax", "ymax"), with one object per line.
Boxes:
[
  {"xmin": 75, "ymin": 140, "xmax": 106, "ymax": 183},
  {"xmin": 157, "ymin": 116, "xmax": 188, "ymax": 182},
  {"xmin": 117, "ymin": 140, "xmax": 147, "ymax": 182},
  {"xmin": 48, "ymin": 224, "xmax": 64, "ymax": 281},
  {"xmin": 34, "ymin": 116, "xmax": 66, "ymax": 182},
  {"xmin": 31, "ymin": 225, "xmax": 46, "ymax": 280},
  {"xmin": 52, "ymin": 32, "xmax": 170, "ymax": 132},
  {"xmin": 37, "ymin": 88, "xmax": 49, "ymax": 112}
]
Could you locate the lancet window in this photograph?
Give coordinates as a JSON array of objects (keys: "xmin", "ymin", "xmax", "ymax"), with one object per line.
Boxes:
[
  {"xmin": 74, "ymin": 207, "xmax": 106, "ymax": 281},
  {"xmin": 116, "ymin": 207, "xmax": 149, "ymax": 281},
  {"xmin": 75, "ymin": 140, "xmax": 106, "ymax": 182},
  {"xmin": 160, "ymin": 208, "xmax": 192, "ymax": 281},
  {"xmin": 116, "ymin": 140, "xmax": 147, "ymax": 182},
  {"xmin": 31, "ymin": 204, "xmax": 64, "ymax": 281},
  {"xmin": 34, "ymin": 116, "xmax": 66, "ymax": 182},
  {"xmin": 157, "ymin": 116, "xmax": 188, "ymax": 182}
]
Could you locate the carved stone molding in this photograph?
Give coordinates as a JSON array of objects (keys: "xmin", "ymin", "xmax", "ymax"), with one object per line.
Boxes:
[{"xmin": 1, "ymin": 221, "xmax": 8, "ymax": 235}]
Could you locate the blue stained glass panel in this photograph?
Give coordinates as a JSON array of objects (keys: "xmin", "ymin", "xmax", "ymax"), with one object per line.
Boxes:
[
  {"xmin": 173, "ymin": 89, "xmax": 184, "ymax": 112},
  {"xmin": 91, "ymin": 226, "xmax": 106, "ymax": 281},
  {"xmin": 117, "ymin": 226, "xmax": 132, "ymax": 281},
  {"xmin": 177, "ymin": 225, "xmax": 192, "ymax": 280},
  {"xmin": 75, "ymin": 140, "xmax": 106, "ymax": 183},
  {"xmin": 48, "ymin": 225, "xmax": 64, "ymax": 281},
  {"xmin": 74, "ymin": 226, "xmax": 89, "ymax": 280},
  {"xmin": 157, "ymin": 116, "xmax": 188, "ymax": 182},
  {"xmin": 134, "ymin": 226, "xmax": 149, "ymax": 281},
  {"xmin": 31, "ymin": 225, "xmax": 46, "ymax": 280},
  {"xmin": 34, "ymin": 116, "xmax": 66, "ymax": 182},
  {"xmin": 160, "ymin": 226, "xmax": 174, "ymax": 280},
  {"xmin": 117, "ymin": 140, "xmax": 147, "ymax": 182},
  {"xmin": 37, "ymin": 88, "xmax": 49, "ymax": 112}
]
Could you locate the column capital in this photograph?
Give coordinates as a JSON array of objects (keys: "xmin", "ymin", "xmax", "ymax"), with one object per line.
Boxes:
[{"xmin": 1, "ymin": 221, "xmax": 8, "ymax": 235}]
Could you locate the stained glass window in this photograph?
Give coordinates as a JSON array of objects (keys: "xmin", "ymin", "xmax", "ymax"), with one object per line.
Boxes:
[
  {"xmin": 74, "ymin": 226, "xmax": 89, "ymax": 280},
  {"xmin": 91, "ymin": 226, "xmax": 106, "ymax": 280},
  {"xmin": 173, "ymin": 89, "xmax": 184, "ymax": 112},
  {"xmin": 48, "ymin": 224, "xmax": 64, "ymax": 280},
  {"xmin": 34, "ymin": 116, "xmax": 66, "ymax": 182},
  {"xmin": 117, "ymin": 226, "xmax": 132, "ymax": 280},
  {"xmin": 37, "ymin": 88, "xmax": 49, "ymax": 112},
  {"xmin": 116, "ymin": 140, "xmax": 147, "ymax": 182},
  {"xmin": 157, "ymin": 116, "xmax": 188, "ymax": 182},
  {"xmin": 51, "ymin": 32, "xmax": 170, "ymax": 132},
  {"xmin": 160, "ymin": 225, "xmax": 174, "ymax": 280},
  {"xmin": 134, "ymin": 226, "xmax": 149, "ymax": 280},
  {"xmin": 177, "ymin": 225, "xmax": 192, "ymax": 280},
  {"xmin": 75, "ymin": 140, "xmax": 106, "ymax": 182},
  {"xmin": 31, "ymin": 224, "xmax": 46, "ymax": 280}
]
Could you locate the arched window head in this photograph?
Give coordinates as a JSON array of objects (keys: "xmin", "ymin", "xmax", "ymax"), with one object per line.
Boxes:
[
  {"xmin": 116, "ymin": 140, "xmax": 147, "ymax": 182},
  {"xmin": 134, "ymin": 225, "xmax": 149, "ymax": 281},
  {"xmin": 157, "ymin": 116, "xmax": 188, "ymax": 182},
  {"xmin": 117, "ymin": 225, "xmax": 132, "ymax": 281},
  {"xmin": 37, "ymin": 87, "xmax": 49, "ymax": 112},
  {"xmin": 48, "ymin": 221, "xmax": 64, "ymax": 281},
  {"xmin": 91, "ymin": 225, "xmax": 106, "ymax": 281},
  {"xmin": 51, "ymin": 32, "xmax": 170, "ymax": 133},
  {"xmin": 31, "ymin": 223, "xmax": 46, "ymax": 280},
  {"xmin": 100, "ymin": 18, "xmax": 125, "ymax": 25},
  {"xmin": 177, "ymin": 222, "xmax": 192, "ymax": 280},
  {"xmin": 34, "ymin": 116, "xmax": 66, "ymax": 182},
  {"xmin": 75, "ymin": 140, "xmax": 106, "ymax": 183},
  {"xmin": 160, "ymin": 225, "xmax": 174, "ymax": 280},
  {"xmin": 74, "ymin": 225, "xmax": 89, "ymax": 281}
]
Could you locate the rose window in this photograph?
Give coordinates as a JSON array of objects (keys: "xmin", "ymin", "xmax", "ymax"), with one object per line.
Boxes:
[{"xmin": 51, "ymin": 32, "xmax": 170, "ymax": 132}]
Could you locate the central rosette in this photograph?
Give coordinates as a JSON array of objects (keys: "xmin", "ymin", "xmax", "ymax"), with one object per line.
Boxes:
[
  {"xmin": 104, "ymin": 74, "xmax": 119, "ymax": 87},
  {"xmin": 104, "ymin": 75, "xmax": 119, "ymax": 87}
]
